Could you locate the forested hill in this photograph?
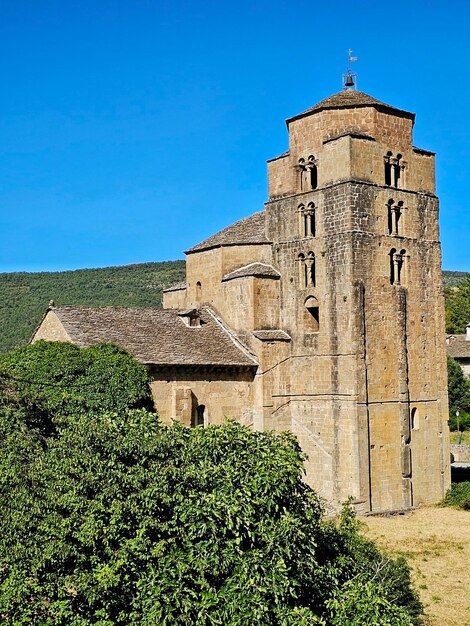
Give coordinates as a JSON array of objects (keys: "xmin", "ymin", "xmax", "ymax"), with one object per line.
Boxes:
[
  {"xmin": 0, "ymin": 264, "xmax": 467, "ymax": 354},
  {"xmin": 443, "ymin": 270, "xmax": 470, "ymax": 288},
  {"xmin": 0, "ymin": 261, "xmax": 185, "ymax": 354}
]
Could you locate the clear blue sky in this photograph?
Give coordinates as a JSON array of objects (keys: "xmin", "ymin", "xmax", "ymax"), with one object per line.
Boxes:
[{"xmin": 1, "ymin": 0, "xmax": 469, "ymax": 272}]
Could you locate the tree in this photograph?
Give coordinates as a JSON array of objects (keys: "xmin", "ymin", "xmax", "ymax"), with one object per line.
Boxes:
[
  {"xmin": 0, "ymin": 343, "xmax": 421, "ymax": 625},
  {"xmin": 447, "ymin": 357, "xmax": 470, "ymax": 430},
  {"xmin": 0, "ymin": 340, "xmax": 154, "ymax": 422},
  {"xmin": 445, "ymin": 277, "xmax": 470, "ymax": 334}
]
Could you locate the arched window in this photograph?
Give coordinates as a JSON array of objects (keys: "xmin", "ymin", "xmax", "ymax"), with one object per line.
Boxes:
[
  {"xmin": 389, "ymin": 248, "xmax": 406, "ymax": 285},
  {"xmin": 305, "ymin": 296, "xmax": 319, "ymax": 332},
  {"xmin": 387, "ymin": 200, "xmax": 403, "ymax": 236},
  {"xmin": 304, "ymin": 202, "xmax": 316, "ymax": 237},
  {"xmin": 307, "ymin": 155, "xmax": 318, "ymax": 190},
  {"xmin": 385, "ymin": 152, "xmax": 404, "ymax": 188},
  {"xmin": 196, "ymin": 281, "xmax": 202, "ymax": 299},
  {"xmin": 411, "ymin": 407, "xmax": 419, "ymax": 430}
]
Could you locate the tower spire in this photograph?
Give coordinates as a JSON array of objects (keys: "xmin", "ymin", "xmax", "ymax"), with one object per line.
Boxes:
[{"xmin": 342, "ymin": 49, "xmax": 358, "ymax": 90}]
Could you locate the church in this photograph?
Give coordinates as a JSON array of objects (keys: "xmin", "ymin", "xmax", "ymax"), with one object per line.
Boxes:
[{"xmin": 32, "ymin": 85, "xmax": 451, "ymax": 513}]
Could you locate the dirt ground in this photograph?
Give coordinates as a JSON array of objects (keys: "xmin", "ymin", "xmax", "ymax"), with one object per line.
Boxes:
[{"xmin": 359, "ymin": 507, "xmax": 470, "ymax": 626}]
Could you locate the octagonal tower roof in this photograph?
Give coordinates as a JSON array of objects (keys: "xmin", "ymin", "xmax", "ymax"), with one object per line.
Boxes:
[{"xmin": 287, "ymin": 90, "xmax": 415, "ymax": 125}]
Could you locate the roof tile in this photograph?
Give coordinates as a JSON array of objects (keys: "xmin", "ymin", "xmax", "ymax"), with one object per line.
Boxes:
[
  {"xmin": 46, "ymin": 306, "xmax": 257, "ymax": 368},
  {"xmin": 186, "ymin": 211, "xmax": 269, "ymax": 254},
  {"xmin": 287, "ymin": 90, "xmax": 415, "ymax": 123},
  {"xmin": 447, "ymin": 335, "xmax": 470, "ymax": 359}
]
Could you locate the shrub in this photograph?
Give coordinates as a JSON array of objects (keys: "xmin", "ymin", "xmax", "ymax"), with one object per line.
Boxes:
[
  {"xmin": 0, "ymin": 340, "xmax": 154, "ymax": 424},
  {"xmin": 0, "ymin": 342, "xmax": 422, "ymax": 625},
  {"xmin": 0, "ymin": 412, "xmax": 422, "ymax": 625},
  {"xmin": 443, "ymin": 482, "xmax": 470, "ymax": 510}
]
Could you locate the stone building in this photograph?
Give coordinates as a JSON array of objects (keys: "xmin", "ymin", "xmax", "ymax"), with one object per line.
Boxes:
[
  {"xmin": 33, "ymin": 88, "xmax": 450, "ymax": 513},
  {"xmin": 447, "ymin": 327, "xmax": 470, "ymax": 377}
]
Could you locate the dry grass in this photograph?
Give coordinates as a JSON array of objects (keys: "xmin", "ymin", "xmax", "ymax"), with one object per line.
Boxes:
[
  {"xmin": 450, "ymin": 431, "xmax": 470, "ymax": 444},
  {"xmin": 359, "ymin": 507, "xmax": 470, "ymax": 626}
]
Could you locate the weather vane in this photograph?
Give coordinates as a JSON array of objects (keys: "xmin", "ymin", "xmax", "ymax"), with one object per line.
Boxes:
[{"xmin": 342, "ymin": 49, "xmax": 358, "ymax": 90}]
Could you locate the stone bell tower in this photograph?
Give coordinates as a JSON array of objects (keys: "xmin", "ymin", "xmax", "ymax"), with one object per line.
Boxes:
[{"xmin": 265, "ymin": 89, "xmax": 450, "ymax": 512}]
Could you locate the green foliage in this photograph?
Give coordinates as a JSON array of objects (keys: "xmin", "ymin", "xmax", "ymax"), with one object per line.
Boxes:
[
  {"xmin": 326, "ymin": 578, "xmax": 414, "ymax": 626},
  {"xmin": 0, "ymin": 410, "xmax": 422, "ymax": 625},
  {"xmin": 442, "ymin": 482, "xmax": 470, "ymax": 510},
  {"xmin": 320, "ymin": 504, "xmax": 422, "ymax": 624},
  {"xmin": 0, "ymin": 260, "xmax": 185, "ymax": 353},
  {"xmin": 447, "ymin": 357, "xmax": 470, "ymax": 422},
  {"xmin": 0, "ymin": 341, "xmax": 154, "ymax": 421},
  {"xmin": 442, "ymin": 270, "xmax": 470, "ymax": 289},
  {"xmin": 445, "ymin": 275, "xmax": 470, "ymax": 333},
  {"xmin": 448, "ymin": 412, "xmax": 470, "ymax": 432},
  {"xmin": 0, "ymin": 342, "xmax": 422, "ymax": 624}
]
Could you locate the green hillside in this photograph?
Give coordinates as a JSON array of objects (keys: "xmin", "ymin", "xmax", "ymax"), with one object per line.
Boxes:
[
  {"xmin": 0, "ymin": 264, "xmax": 467, "ymax": 355},
  {"xmin": 442, "ymin": 270, "xmax": 470, "ymax": 288},
  {"xmin": 0, "ymin": 261, "xmax": 185, "ymax": 354}
]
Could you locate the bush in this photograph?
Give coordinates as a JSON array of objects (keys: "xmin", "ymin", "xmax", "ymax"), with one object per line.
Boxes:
[
  {"xmin": 0, "ymin": 342, "xmax": 422, "ymax": 625},
  {"xmin": 443, "ymin": 482, "xmax": 470, "ymax": 510},
  {"xmin": 0, "ymin": 340, "xmax": 154, "ymax": 423},
  {"xmin": 0, "ymin": 412, "xmax": 422, "ymax": 625}
]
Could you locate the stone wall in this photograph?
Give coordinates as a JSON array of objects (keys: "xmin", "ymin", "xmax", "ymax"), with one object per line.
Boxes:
[
  {"xmin": 31, "ymin": 311, "xmax": 72, "ymax": 343},
  {"xmin": 451, "ymin": 445, "xmax": 470, "ymax": 463},
  {"xmin": 150, "ymin": 366, "xmax": 256, "ymax": 427}
]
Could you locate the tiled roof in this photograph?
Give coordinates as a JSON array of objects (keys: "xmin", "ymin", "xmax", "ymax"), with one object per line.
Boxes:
[
  {"xmin": 222, "ymin": 263, "xmax": 280, "ymax": 282},
  {"xmin": 253, "ymin": 330, "xmax": 291, "ymax": 342},
  {"xmin": 186, "ymin": 211, "xmax": 269, "ymax": 254},
  {"xmin": 447, "ymin": 335, "xmax": 470, "ymax": 359},
  {"xmin": 287, "ymin": 90, "xmax": 415, "ymax": 123},
  {"xmin": 163, "ymin": 281, "xmax": 187, "ymax": 293},
  {"xmin": 267, "ymin": 150, "xmax": 290, "ymax": 163},
  {"xmin": 44, "ymin": 306, "xmax": 258, "ymax": 368}
]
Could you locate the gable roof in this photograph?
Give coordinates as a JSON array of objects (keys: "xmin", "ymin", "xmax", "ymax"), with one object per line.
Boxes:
[
  {"xmin": 287, "ymin": 90, "xmax": 415, "ymax": 124},
  {"xmin": 222, "ymin": 262, "xmax": 280, "ymax": 282},
  {"xmin": 185, "ymin": 211, "xmax": 270, "ymax": 254},
  {"xmin": 447, "ymin": 335, "xmax": 470, "ymax": 359},
  {"xmin": 38, "ymin": 306, "xmax": 257, "ymax": 368},
  {"xmin": 163, "ymin": 280, "xmax": 187, "ymax": 293}
]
